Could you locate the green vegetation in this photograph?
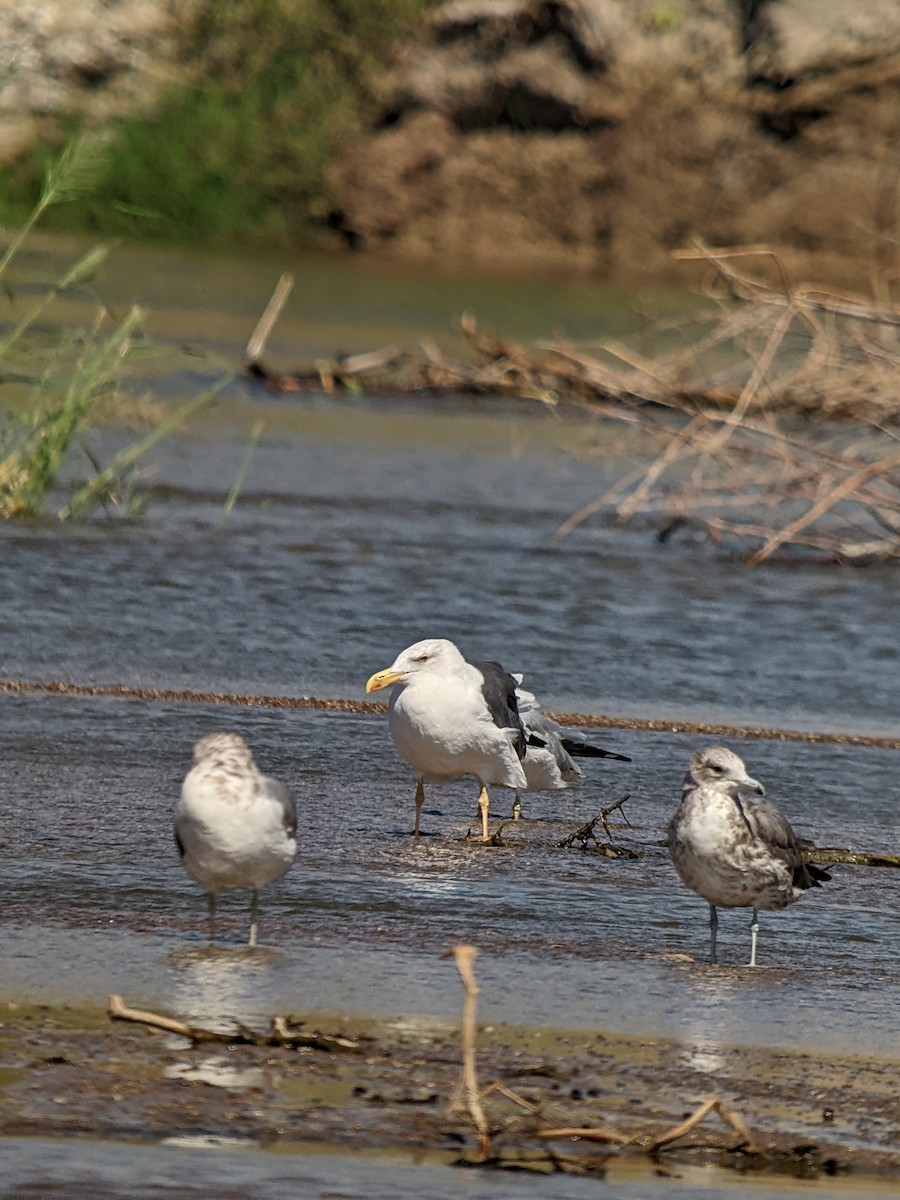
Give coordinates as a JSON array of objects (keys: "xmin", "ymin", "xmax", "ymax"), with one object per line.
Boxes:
[
  {"xmin": 0, "ymin": 0, "xmax": 434, "ymax": 247},
  {"xmin": 646, "ymin": 3, "xmax": 683, "ymax": 33},
  {"xmin": 0, "ymin": 138, "xmax": 226, "ymax": 521}
]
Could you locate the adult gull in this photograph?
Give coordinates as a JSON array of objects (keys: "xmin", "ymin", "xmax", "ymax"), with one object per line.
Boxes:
[
  {"xmin": 366, "ymin": 638, "xmax": 527, "ymax": 840},
  {"xmin": 667, "ymin": 745, "xmax": 830, "ymax": 966},
  {"xmin": 174, "ymin": 732, "xmax": 297, "ymax": 946}
]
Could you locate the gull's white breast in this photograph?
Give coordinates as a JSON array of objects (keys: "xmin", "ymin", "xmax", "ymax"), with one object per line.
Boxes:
[
  {"xmin": 388, "ymin": 669, "xmax": 526, "ymax": 788},
  {"xmin": 668, "ymin": 789, "xmax": 796, "ymax": 911}
]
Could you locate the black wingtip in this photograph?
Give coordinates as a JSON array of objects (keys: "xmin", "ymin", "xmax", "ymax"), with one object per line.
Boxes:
[
  {"xmin": 807, "ymin": 862, "xmax": 832, "ymax": 885},
  {"xmin": 560, "ymin": 738, "xmax": 632, "ymax": 763}
]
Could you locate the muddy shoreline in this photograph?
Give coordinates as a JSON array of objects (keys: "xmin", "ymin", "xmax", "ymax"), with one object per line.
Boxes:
[{"xmin": 2, "ymin": 999, "xmax": 899, "ymax": 1183}]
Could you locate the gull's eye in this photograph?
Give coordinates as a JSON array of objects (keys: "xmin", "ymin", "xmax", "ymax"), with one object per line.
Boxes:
[{"xmin": 414, "ymin": 654, "xmax": 430, "ymax": 663}]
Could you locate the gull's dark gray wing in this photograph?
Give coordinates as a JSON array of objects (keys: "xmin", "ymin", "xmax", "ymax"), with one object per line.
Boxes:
[
  {"xmin": 174, "ymin": 826, "xmax": 185, "ymax": 858},
  {"xmin": 474, "ymin": 660, "xmax": 527, "ymax": 759},
  {"xmin": 740, "ymin": 796, "xmax": 831, "ymax": 890},
  {"xmin": 264, "ymin": 777, "xmax": 297, "ymax": 838}
]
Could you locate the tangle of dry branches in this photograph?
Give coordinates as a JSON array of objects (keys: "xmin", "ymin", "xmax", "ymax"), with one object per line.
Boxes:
[{"xmin": 247, "ymin": 246, "xmax": 900, "ymax": 564}]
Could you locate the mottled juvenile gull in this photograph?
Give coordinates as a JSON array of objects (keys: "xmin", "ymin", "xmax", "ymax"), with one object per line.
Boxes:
[
  {"xmin": 366, "ymin": 638, "xmax": 527, "ymax": 840},
  {"xmin": 667, "ymin": 745, "xmax": 830, "ymax": 966},
  {"xmin": 513, "ymin": 679, "xmax": 630, "ymax": 815},
  {"xmin": 174, "ymin": 732, "xmax": 297, "ymax": 946}
]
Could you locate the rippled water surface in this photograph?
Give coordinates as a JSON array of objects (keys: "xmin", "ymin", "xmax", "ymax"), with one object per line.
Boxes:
[{"xmin": 2, "ymin": 239, "xmax": 899, "ymax": 1198}]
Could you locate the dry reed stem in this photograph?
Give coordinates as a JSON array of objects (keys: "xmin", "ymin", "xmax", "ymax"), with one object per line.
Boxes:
[
  {"xmin": 616, "ymin": 413, "xmax": 707, "ymax": 519},
  {"xmin": 246, "ymin": 273, "xmax": 294, "ymax": 363},
  {"xmin": 748, "ymin": 452, "xmax": 900, "ymax": 564},
  {"xmin": 445, "ymin": 944, "xmax": 492, "ymax": 1155},
  {"xmin": 704, "ymin": 301, "xmax": 796, "ymax": 455}
]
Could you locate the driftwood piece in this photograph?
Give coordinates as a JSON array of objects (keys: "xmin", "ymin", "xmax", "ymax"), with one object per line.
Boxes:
[{"xmin": 107, "ymin": 994, "xmax": 362, "ymax": 1053}]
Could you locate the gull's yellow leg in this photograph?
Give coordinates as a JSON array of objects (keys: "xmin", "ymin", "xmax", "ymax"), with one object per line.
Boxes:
[{"xmin": 478, "ymin": 784, "xmax": 490, "ymax": 842}]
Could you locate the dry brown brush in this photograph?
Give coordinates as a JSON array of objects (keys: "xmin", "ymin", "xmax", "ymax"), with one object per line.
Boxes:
[{"xmin": 249, "ymin": 248, "xmax": 900, "ymax": 565}]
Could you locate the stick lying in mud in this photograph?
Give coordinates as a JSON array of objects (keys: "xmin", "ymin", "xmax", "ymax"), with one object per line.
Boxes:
[
  {"xmin": 538, "ymin": 1124, "xmax": 629, "ymax": 1145},
  {"xmin": 107, "ymin": 994, "xmax": 361, "ymax": 1053},
  {"xmin": 648, "ymin": 1095, "xmax": 757, "ymax": 1154},
  {"xmin": 445, "ymin": 944, "xmax": 492, "ymax": 1156}
]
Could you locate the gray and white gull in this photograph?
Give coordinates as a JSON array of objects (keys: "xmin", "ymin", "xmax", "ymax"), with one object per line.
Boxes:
[
  {"xmin": 366, "ymin": 638, "xmax": 631, "ymax": 838},
  {"xmin": 174, "ymin": 732, "xmax": 297, "ymax": 946},
  {"xmin": 366, "ymin": 638, "xmax": 527, "ymax": 841},
  {"xmin": 667, "ymin": 745, "xmax": 830, "ymax": 966}
]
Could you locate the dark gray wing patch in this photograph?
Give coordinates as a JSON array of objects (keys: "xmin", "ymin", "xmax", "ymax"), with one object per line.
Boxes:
[
  {"xmin": 474, "ymin": 660, "xmax": 527, "ymax": 759},
  {"xmin": 740, "ymin": 796, "xmax": 831, "ymax": 891},
  {"xmin": 264, "ymin": 778, "xmax": 297, "ymax": 838},
  {"xmin": 174, "ymin": 826, "xmax": 185, "ymax": 858}
]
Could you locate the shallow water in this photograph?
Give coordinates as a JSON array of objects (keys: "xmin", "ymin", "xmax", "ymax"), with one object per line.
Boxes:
[
  {"xmin": 3, "ymin": 1137, "xmax": 897, "ymax": 1200},
  {"xmin": 2, "ymin": 238, "xmax": 899, "ymax": 1195}
]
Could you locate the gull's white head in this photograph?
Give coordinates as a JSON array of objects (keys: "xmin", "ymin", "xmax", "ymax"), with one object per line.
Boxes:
[
  {"xmin": 366, "ymin": 638, "xmax": 466, "ymax": 693},
  {"xmin": 191, "ymin": 731, "xmax": 254, "ymax": 767},
  {"xmin": 685, "ymin": 745, "xmax": 765, "ymax": 796}
]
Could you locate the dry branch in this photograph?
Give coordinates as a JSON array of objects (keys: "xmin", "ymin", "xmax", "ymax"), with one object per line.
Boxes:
[
  {"xmin": 648, "ymin": 1095, "xmax": 757, "ymax": 1154},
  {"xmin": 107, "ymin": 994, "xmax": 361, "ymax": 1053}
]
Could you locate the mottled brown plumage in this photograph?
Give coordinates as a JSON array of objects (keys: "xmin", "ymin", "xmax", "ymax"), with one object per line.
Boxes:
[{"xmin": 667, "ymin": 746, "xmax": 829, "ymax": 966}]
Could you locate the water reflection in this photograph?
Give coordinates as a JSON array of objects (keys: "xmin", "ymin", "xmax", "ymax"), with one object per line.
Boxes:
[{"xmin": 168, "ymin": 946, "xmax": 285, "ymax": 1029}]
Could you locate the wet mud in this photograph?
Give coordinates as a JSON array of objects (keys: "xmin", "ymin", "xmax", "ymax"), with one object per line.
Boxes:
[{"xmin": 2, "ymin": 1001, "xmax": 899, "ymax": 1184}]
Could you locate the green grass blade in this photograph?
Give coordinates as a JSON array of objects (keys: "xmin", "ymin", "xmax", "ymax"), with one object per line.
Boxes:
[
  {"xmin": 220, "ymin": 420, "xmax": 264, "ymax": 526},
  {"xmin": 59, "ymin": 374, "xmax": 233, "ymax": 520}
]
